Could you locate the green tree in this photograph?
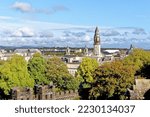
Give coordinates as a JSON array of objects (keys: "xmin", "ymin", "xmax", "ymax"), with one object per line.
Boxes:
[
  {"xmin": 0, "ymin": 60, "xmax": 5, "ymax": 66},
  {"xmin": 28, "ymin": 52, "xmax": 48, "ymax": 85},
  {"xmin": 0, "ymin": 54, "xmax": 34, "ymax": 95},
  {"xmin": 46, "ymin": 56, "xmax": 78, "ymax": 91},
  {"xmin": 90, "ymin": 60, "xmax": 135, "ymax": 100},
  {"xmin": 76, "ymin": 57, "xmax": 99, "ymax": 99},
  {"xmin": 60, "ymin": 74, "xmax": 79, "ymax": 91},
  {"xmin": 140, "ymin": 64, "xmax": 150, "ymax": 79},
  {"xmin": 76, "ymin": 57, "xmax": 99, "ymax": 88},
  {"xmin": 123, "ymin": 49, "xmax": 150, "ymax": 78}
]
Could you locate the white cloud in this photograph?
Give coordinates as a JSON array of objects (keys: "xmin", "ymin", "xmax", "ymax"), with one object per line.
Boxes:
[
  {"xmin": 12, "ymin": 2, "xmax": 32, "ymax": 12},
  {"xmin": 101, "ymin": 30, "xmax": 120, "ymax": 36},
  {"xmin": 132, "ymin": 28, "xmax": 146, "ymax": 35},
  {"xmin": 11, "ymin": 2, "xmax": 69, "ymax": 15},
  {"xmin": 12, "ymin": 27, "xmax": 35, "ymax": 37},
  {"xmin": 0, "ymin": 18, "xmax": 150, "ymax": 48},
  {"xmin": 84, "ymin": 34, "xmax": 91, "ymax": 41}
]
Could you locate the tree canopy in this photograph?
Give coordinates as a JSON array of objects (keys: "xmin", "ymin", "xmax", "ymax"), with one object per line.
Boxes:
[
  {"xmin": 0, "ymin": 55, "xmax": 34, "ymax": 95},
  {"xmin": 28, "ymin": 52, "xmax": 48, "ymax": 85},
  {"xmin": 76, "ymin": 57, "xmax": 99, "ymax": 99},
  {"xmin": 46, "ymin": 56, "xmax": 79, "ymax": 91},
  {"xmin": 89, "ymin": 49, "xmax": 150, "ymax": 100},
  {"xmin": 123, "ymin": 49, "xmax": 150, "ymax": 78},
  {"xmin": 76, "ymin": 57, "xmax": 99, "ymax": 88},
  {"xmin": 1, "ymin": 48, "xmax": 149, "ymax": 100},
  {"xmin": 123, "ymin": 49, "xmax": 150, "ymax": 71},
  {"xmin": 90, "ymin": 60, "xmax": 135, "ymax": 100}
]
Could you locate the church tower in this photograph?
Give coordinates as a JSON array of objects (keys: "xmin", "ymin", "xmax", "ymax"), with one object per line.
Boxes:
[{"xmin": 93, "ymin": 27, "xmax": 101, "ymax": 57}]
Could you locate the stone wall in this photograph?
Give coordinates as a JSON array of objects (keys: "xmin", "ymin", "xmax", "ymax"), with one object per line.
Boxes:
[
  {"xmin": 8, "ymin": 79, "xmax": 150, "ymax": 100},
  {"xmin": 11, "ymin": 85, "xmax": 79, "ymax": 100},
  {"xmin": 129, "ymin": 79, "xmax": 150, "ymax": 100}
]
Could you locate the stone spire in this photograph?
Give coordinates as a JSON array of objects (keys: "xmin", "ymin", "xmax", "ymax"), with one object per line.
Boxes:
[
  {"xmin": 127, "ymin": 44, "xmax": 134, "ymax": 55},
  {"xmin": 94, "ymin": 27, "xmax": 100, "ymax": 45},
  {"xmin": 66, "ymin": 46, "xmax": 70, "ymax": 55},
  {"xmin": 130, "ymin": 44, "xmax": 134, "ymax": 50},
  {"xmin": 84, "ymin": 45, "xmax": 88, "ymax": 56}
]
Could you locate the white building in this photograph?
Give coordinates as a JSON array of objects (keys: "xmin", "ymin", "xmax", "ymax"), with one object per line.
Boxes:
[
  {"xmin": 0, "ymin": 49, "xmax": 41, "ymax": 61},
  {"xmin": 67, "ymin": 63, "xmax": 80, "ymax": 76},
  {"xmin": 14, "ymin": 49, "xmax": 41, "ymax": 61}
]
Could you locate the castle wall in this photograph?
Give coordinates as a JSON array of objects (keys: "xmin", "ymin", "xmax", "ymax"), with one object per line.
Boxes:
[
  {"xmin": 11, "ymin": 85, "xmax": 79, "ymax": 100},
  {"xmin": 129, "ymin": 79, "xmax": 150, "ymax": 100}
]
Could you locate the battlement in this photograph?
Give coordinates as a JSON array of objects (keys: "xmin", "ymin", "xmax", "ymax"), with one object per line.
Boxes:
[{"xmin": 11, "ymin": 85, "xmax": 79, "ymax": 100}]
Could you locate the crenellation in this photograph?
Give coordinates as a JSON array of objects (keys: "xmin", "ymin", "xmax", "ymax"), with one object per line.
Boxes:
[{"xmin": 10, "ymin": 85, "xmax": 79, "ymax": 100}]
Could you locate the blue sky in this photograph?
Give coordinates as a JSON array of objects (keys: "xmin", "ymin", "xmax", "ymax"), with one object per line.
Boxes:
[
  {"xmin": 1, "ymin": 0, "xmax": 150, "ymax": 29},
  {"xmin": 0, "ymin": 0, "xmax": 150, "ymax": 48}
]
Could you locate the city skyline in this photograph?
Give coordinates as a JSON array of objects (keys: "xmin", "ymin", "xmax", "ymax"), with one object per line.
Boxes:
[{"xmin": 0, "ymin": 0, "xmax": 150, "ymax": 49}]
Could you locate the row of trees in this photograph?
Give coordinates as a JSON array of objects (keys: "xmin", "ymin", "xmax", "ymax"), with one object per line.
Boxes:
[
  {"xmin": 76, "ymin": 49, "xmax": 150, "ymax": 100},
  {"xmin": 0, "ymin": 48, "xmax": 149, "ymax": 100},
  {"xmin": 0, "ymin": 53, "xmax": 79, "ymax": 96}
]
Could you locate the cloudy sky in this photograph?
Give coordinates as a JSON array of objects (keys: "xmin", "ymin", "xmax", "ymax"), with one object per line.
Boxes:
[{"xmin": 0, "ymin": 0, "xmax": 150, "ymax": 49}]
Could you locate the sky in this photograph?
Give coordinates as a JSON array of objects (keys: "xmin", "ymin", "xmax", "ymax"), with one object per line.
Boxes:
[{"xmin": 0, "ymin": 0, "xmax": 150, "ymax": 48}]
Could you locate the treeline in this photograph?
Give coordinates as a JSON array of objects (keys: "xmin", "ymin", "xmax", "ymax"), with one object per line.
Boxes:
[
  {"xmin": 76, "ymin": 49, "xmax": 150, "ymax": 100},
  {"xmin": 0, "ymin": 48, "xmax": 150, "ymax": 100},
  {"xmin": 0, "ymin": 53, "xmax": 79, "ymax": 97}
]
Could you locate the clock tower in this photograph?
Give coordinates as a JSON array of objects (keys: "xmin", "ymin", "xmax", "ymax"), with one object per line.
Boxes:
[{"xmin": 94, "ymin": 27, "xmax": 102, "ymax": 57}]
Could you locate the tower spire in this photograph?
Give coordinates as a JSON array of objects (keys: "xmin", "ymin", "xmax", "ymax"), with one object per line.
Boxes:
[
  {"xmin": 93, "ymin": 27, "xmax": 102, "ymax": 57},
  {"xmin": 94, "ymin": 27, "xmax": 100, "ymax": 45}
]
